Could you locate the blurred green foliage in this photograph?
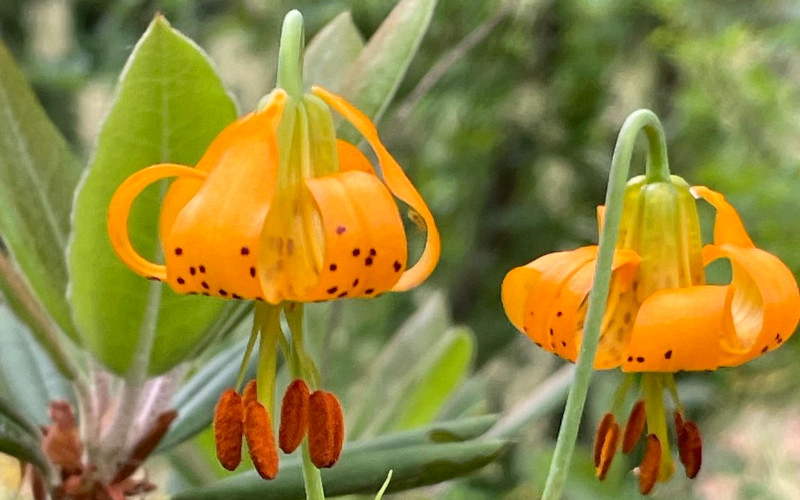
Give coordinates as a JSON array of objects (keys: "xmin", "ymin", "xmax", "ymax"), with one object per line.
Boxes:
[{"xmin": 0, "ymin": 0, "xmax": 799, "ymax": 498}]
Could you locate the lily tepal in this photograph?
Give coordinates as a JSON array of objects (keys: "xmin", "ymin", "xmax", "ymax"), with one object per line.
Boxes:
[
  {"xmin": 107, "ymin": 10, "xmax": 440, "ymax": 484},
  {"xmin": 502, "ymin": 112, "xmax": 799, "ymax": 494}
]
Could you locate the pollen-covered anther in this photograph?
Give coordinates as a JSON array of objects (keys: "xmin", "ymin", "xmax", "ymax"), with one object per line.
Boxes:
[
  {"xmin": 279, "ymin": 379, "xmax": 310, "ymax": 453},
  {"xmin": 622, "ymin": 400, "xmax": 646, "ymax": 454},
  {"xmin": 242, "ymin": 379, "xmax": 258, "ymax": 407},
  {"xmin": 213, "ymin": 389, "xmax": 244, "ymax": 471},
  {"xmin": 595, "ymin": 420, "xmax": 620, "ymax": 480},
  {"xmin": 593, "ymin": 413, "xmax": 616, "ymax": 468},
  {"xmin": 637, "ymin": 434, "xmax": 662, "ymax": 495},
  {"xmin": 675, "ymin": 412, "xmax": 702, "ymax": 479},
  {"xmin": 244, "ymin": 401, "xmax": 279, "ymax": 480},
  {"xmin": 308, "ymin": 390, "xmax": 345, "ymax": 468}
]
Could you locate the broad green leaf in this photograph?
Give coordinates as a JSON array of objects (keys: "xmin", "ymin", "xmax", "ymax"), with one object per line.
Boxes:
[
  {"xmin": 68, "ymin": 15, "xmax": 238, "ymax": 375},
  {"xmin": 348, "ymin": 292, "xmax": 451, "ymax": 439},
  {"xmin": 0, "ymin": 305, "xmax": 73, "ymax": 426},
  {"xmin": 392, "ymin": 326, "xmax": 474, "ymax": 430},
  {"xmin": 157, "ymin": 334, "xmax": 258, "ymax": 453},
  {"xmin": 0, "ymin": 416, "xmax": 51, "ymax": 480},
  {"xmin": 304, "ymin": 11, "xmax": 364, "ymax": 92},
  {"xmin": 0, "ymin": 40, "xmax": 82, "ymax": 341},
  {"xmin": 338, "ymin": 0, "xmax": 438, "ymax": 124},
  {"xmin": 173, "ymin": 439, "xmax": 507, "ymax": 499}
]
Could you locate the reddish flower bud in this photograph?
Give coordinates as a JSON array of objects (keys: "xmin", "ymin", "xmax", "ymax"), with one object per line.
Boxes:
[
  {"xmin": 244, "ymin": 401, "xmax": 279, "ymax": 479},
  {"xmin": 213, "ymin": 389, "xmax": 244, "ymax": 471},
  {"xmin": 279, "ymin": 379, "xmax": 310, "ymax": 453},
  {"xmin": 307, "ymin": 391, "xmax": 344, "ymax": 468}
]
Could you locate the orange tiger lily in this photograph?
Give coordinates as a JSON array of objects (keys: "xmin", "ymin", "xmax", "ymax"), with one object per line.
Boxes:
[
  {"xmin": 502, "ymin": 174, "xmax": 799, "ymax": 493},
  {"xmin": 107, "ymin": 87, "xmax": 439, "ymax": 305}
]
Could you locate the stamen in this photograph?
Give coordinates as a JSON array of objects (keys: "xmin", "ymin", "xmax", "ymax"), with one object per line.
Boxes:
[
  {"xmin": 622, "ymin": 400, "xmax": 646, "ymax": 453},
  {"xmin": 279, "ymin": 379, "xmax": 310, "ymax": 453},
  {"xmin": 595, "ymin": 421, "xmax": 620, "ymax": 480},
  {"xmin": 243, "ymin": 379, "xmax": 258, "ymax": 407},
  {"xmin": 638, "ymin": 434, "xmax": 662, "ymax": 495},
  {"xmin": 213, "ymin": 389, "xmax": 244, "ymax": 471},
  {"xmin": 308, "ymin": 391, "xmax": 345, "ymax": 468},
  {"xmin": 593, "ymin": 413, "xmax": 616, "ymax": 467},
  {"xmin": 675, "ymin": 412, "xmax": 702, "ymax": 479},
  {"xmin": 244, "ymin": 401, "xmax": 279, "ymax": 480}
]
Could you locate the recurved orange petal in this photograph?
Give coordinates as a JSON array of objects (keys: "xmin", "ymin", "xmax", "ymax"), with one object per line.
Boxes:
[
  {"xmin": 312, "ymin": 86, "xmax": 440, "ymax": 292},
  {"xmin": 623, "ymin": 285, "xmax": 731, "ymax": 372},
  {"xmin": 164, "ymin": 92, "xmax": 286, "ymax": 300},
  {"xmin": 703, "ymin": 244, "xmax": 800, "ymax": 366},
  {"xmin": 692, "ymin": 186, "xmax": 754, "ymax": 248}
]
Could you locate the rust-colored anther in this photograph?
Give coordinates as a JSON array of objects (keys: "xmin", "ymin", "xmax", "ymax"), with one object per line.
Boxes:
[
  {"xmin": 242, "ymin": 379, "xmax": 258, "ymax": 407},
  {"xmin": 675, "ymin": 414, "xmax": 702, "ymax": 479},
  {"xmin": 279, "ymin": 379, "xmax": 310, "ymax": 453},
  {"xmin": 595, "ymin": 421, "xmax": 620, "ymax": 480},
  {"xmin": 244, "ymin": 401, "xmax": 279, "ymax": 480},
  {"xmin": 308, "ymin": 391, "xmax": 345, "ymax": 468},
  {"xmin": 638, "ymin": 434, "xmax": 662, "ymax": 495},
  {"xmin": 593, "ymin": 413, "xmax": 616, "ymax": 467},
  {"xmin": 622, "ymin": 400, "xmax": 647, "ymax": 454},
  {"xmin": 213, "ymin": 389, "xmax": 244, "ymax": 471}
]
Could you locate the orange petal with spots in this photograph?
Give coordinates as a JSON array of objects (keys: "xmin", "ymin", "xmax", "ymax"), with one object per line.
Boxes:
[
  {"xmin": 546, "ymin": 249, "xmax": 639, "ymax": 366},
  {"xmin": 692, "ymin": 186, "xmax": 754, "ymax": 248},
  {"xmin": 108, "ymin": 164, "xmax": 208, "ymax": 281},
  {"xmin": 260, "ymin": 171, "xmax": 406, "ymax": 303},
  {"xmin": 165, "ymin": 92, "xmax": 286, "ymax": 300},
  {"xmin": 312, "ymin": 86, "xmax": 440, "ymax": 292},
  {"xmin": 623, "ymin": 286, "xmax": 731, "ymax": 372},
  {"xmin": 703, "ymin": 244, "xmax": 800, "ymax": 366}
]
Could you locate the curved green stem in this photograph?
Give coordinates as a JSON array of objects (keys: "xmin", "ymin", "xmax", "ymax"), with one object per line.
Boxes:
[
  {"xmin": 277, "ymin": 10, "xmax": 305, "ymax": 100},
  {"xmin": 541, "ymin": 109, "xmax": 670, "ymax": 499}
]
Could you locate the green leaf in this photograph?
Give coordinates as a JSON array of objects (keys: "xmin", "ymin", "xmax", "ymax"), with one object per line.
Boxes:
[
  {"xmin": 338, "ymin": 0, "xmax": 438, "ymax": 124},
  {"xmin": 352, "ymin": 415, "xmax": 497, "ymax": 454},
  {"xmin": 68, "ymin": 15, "xmax": 238, "ymax": 375},
  {"xmin": 173, "ymin": 438, "xmax": 507, "ymax": 499},
  {"xmin": 0, "ymin": 305, "xmax": 73, "ymax": 426},
  {"xmin": 347, "ymin": 292, "xmax": 452, "ymax": 439},
  {"xmin": 304, "ymin": 11, "xmax": 364, "ymax": 92},
  {"xmin": 0, "ymin": 393, "xmax": 41, "ymax": 441},
  {"xmin": 157, "ymin": 336, "xmax": 258, "ymax": 453},
  {"xmin": 0, "ymin": 416, "xmax": 51, "ymax": 480},
  {"xmin": 392, "ymin": 326, "xmax": 474, "ymax": 430},
  {"xmin": 0, "ymin": 40, "xmax": 82, "ymax": 341}
]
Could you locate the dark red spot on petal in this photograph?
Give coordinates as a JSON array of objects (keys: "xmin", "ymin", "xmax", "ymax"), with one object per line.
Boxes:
[
  {"xmin": 177, "ymin": 277, "xmax": 185, "ymax": 285},
  {"xmin": 336, "ymin": 226, "xmax": 346, "ymax": 235},
  {"xmin": 365, "ymin": 257, "xmax": 373, "ymax": 266},
  {"xmin": 190, "ymin": 267, "xmax": 196, "ymax": 275},
  {"xmin": 369, "ymin": 249, "xmax": 376, "ymax": 256},
  {"xmin": 337, "ymin": 291, "xmax": 348, "ymax": 298},
  {"xmin": 232, "ymin": 294, "xmax": 242, "ymax": 299},
  {"xmin": 636, "ymin": 357, "xmax": 645, "ymax": 363},
  {"xmin": 219, "ymin": 289, "xmax": 228, "ymax": 296},
  {"xmin": 241, "ymin": 247, "xmax": 250, "ymax": 256},
  {"xmin": 329, "ymin": 264, "xmax": 337, "ymax": 271},
  {"xmin": 250, "ymin": 267, "xmax": 256, "ymax": 278},
  {"xmin": 365, "ymin": 288, "xmax": 374, "ymax": 295},
  {"xmin": 327, "ymin": 286, "xmax": 338, "ymax": 294},
  {"xmin": 199, "ymin": 265, "xmax": 206, "ymax": 273},
  {"xmin": 352, "ymin": 278, "xmax": 359, "ymax": 287},
  {"xmin": 201, "ymin": 282, "xmax": 209, "ymax": 289},
  {"xmin": 352, "ymin": 248, "xmax": 360, "ymax": 257},
  {"xmin": 393, "ymin": 261, "xmax": 401, "ymax": 272},
  {"xmin": 664, "ymin": 350, "xmax": 673, "ymax": 359},
  {"xmin": 174, "ymin": 248, "xmax": 183, "ymax": 256}
]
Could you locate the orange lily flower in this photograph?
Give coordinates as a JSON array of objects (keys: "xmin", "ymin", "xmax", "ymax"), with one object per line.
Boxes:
[
  {"xmin": 107, "ymin": 87, "xmax": 439, "ymax": 304},
  {"xmin": 502, "ymin": 174, "xmax": 799, "ymax": 493}
]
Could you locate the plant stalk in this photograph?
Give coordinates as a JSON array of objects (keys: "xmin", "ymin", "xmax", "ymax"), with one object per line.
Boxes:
[{"xmin": 541, "ymin": 110, "xmax": 670, "ymax": 499}]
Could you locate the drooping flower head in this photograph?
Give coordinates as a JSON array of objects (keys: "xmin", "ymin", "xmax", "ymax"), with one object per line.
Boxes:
[
  {"xmin": 107, "ymin": 10, "xmax": 439, "ymax": 481},
  {"xmin": 502, "ymin": 120, "xmax": 799, "ymax": 493}
]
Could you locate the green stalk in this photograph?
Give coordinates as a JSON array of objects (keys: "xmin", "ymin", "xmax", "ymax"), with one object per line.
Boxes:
[
  {"xmin": 277, "ymin": 10, "xmax": 305, "ymax": 100},
  {"xmin": 255, "ymin": 303, "xmax": 281, "ymax": 413},
  {"xmin": 541, "ymin": 110, "xmax": 670, "ymax": 499}
]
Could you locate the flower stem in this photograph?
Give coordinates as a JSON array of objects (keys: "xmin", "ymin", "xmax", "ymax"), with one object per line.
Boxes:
[
  {"xmin": 255, "ymin": 303, "xmax": 281, "ymax": 413},
  {"xmin": 541, "ymin": 109, "xmax": 671, "ymax": 499},
  {"xmin": 277, "ymin": 10, "xmax": 305, "ymax": 100}
]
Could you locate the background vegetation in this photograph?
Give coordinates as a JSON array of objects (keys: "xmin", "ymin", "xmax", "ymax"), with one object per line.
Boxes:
[{"xmin": 0, "ymin": 0, "xmax": 798, "ymax": 499}]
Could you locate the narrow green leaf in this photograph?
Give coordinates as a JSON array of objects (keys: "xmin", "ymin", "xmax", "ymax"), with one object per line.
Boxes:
[
  {"xmin": 0, "ymin": 394, "xmax": 41, "ymax": 441},
  {"xmin": 0, "ymin": 417, "xmax": 51, "ymax": 480},
  {"xmin": 338, "ymin": 0, "xmax": 438, "ymax": 124},
  {"xmin": 0, "ymin": 40, "xmax": 82, "ymax": 341},
  {"xmin": 348, "ymin": 292, "xmax": 451, "ymax": 439},
  {"xmin": 0, "ymin": 305, "xmax": 73, "ymax": 426},
  {"xmin": 173, "ymin": 439, "xmax": 507, "ymax": 500},
  {"xmin": 157, "ymin": 336, "xmax": 258, "ymax": 453},
  {"xmin": 393, "ymin": 326, "xmax": 474, "ymax": 430},
  {"xmin": 68, "ymin": 15, "xmax": 238, "ymax": 375},
  {"xmin": 352, "ymin": 415, "xmax": 497, "ymax": 454},
  {"xmin": 304, "ymin": 11, "xmax": 364, "ymax": 92}
]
